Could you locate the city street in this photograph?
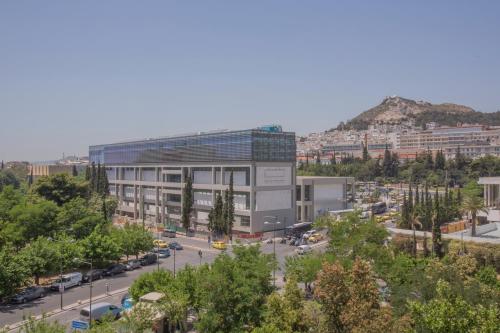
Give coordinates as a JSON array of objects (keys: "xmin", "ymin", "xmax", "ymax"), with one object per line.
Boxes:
[{"xmin": 1, "ymin": 235, "xmax": 328, "ymax": 331}]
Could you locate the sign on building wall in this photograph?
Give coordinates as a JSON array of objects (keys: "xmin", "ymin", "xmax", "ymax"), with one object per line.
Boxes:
[
  {"xmin": 256, "ymin": 190, "xmax": 292, "ymax": 211},
  {"xmin": 256, "ymin": 167, "xmax": 291, "ymax": 186}
]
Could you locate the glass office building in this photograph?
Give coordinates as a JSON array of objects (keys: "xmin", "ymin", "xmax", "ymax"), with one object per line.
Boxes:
[{"xmin": 89, "ymin": 127, "xmax": 297, "ymax": 235}]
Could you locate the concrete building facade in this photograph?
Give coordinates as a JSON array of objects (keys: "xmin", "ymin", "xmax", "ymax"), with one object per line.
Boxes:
[
  {"xmin": 296, "ymin": 176, "xmax": 355, "ymax": 222},
  {"xmin": 478, "ymin": 177, "xmax": 500, "ymax": 222},
  {"xmin": 29, "ymin": 164, "xmax": 74, "ymax": 181},
  {"xmin": 89, "ymin": 127, "xmax": 296, "ymax": 235}
]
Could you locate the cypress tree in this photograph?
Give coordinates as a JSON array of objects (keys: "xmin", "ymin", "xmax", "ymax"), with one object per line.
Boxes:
[
  {"xmin": 362, "ymin": 143, "xmax": 369, "ymax": 161},
  {"xmin": 90, "ymin": 162, "xmax": 97, "ymax": 192},
  {"xmin": 85, "ymin": 165, "xmax": 91, "ymax": 181},
  {"xmin": 415, "ymin": 184, "xmax": 420, "ymax": 206},
  {"xmin": 72, "ymin": 165, "xmax": 78, "ymax": 177},
  {"xmin": 181, "ymin": 173, "xmax": 193, "ymax": 233},
  {"xmin": 222, "ymin": 190, "xmax": 229, "ymax": 235},
  {"xmin": 1, "ymin": 160, "xmax": 3, "ymax": 170},
  {"xmin": 382, "ymin": 146, "xmax": 392, "ymax": 177},
  {"xmin": 100, "ymin": 165, "xmax": 109, "ymax": 195},
  {"xmin": 401, "ymin": 192, "xmax": 409, "ymax": 228},
  {"xmin": 316, "ymin": 152, "xmax": 321, "ymax": 165},
  {"xmin": 432, "ymin": 189, "xmax": 443, "ymax": 257},
  {"xmin": 435, "ymin": 150, "xmax": 446, "ymax": 170},
  {"xmin": 96, "ymin": 163, "xmax": 102, "ymax": 193},
  {"xmin": 408, "ymin": 183, "xmax": 414, "ymax": 214},
  {"xmin": 28, "ymin": 169, "xmax": 33, "ymax": 188},
  {"xmin": 227, "ymin": 172, "xmax": 234, "ymax": 240},
  {"xmin": 331, "ymin": 151, "xmax": 336, "ymax": 165}
]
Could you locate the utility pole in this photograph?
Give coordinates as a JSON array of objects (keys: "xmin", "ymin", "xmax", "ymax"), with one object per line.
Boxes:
[{"xmin": 264, "ymin": 216, "xmax": 280, "ymax": 288}]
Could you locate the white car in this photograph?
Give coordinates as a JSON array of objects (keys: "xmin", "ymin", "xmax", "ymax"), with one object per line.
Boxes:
[
  {"xmin": 296, "ymin": 245, "xmax": 312, "ymax": 255},
  {"xmin": 50, "ymin": 272, "xmax": 82, "ymax": 291},
  {"xmin": 303, "ymin": 230, "xmax": 316, "ymax": 239}
]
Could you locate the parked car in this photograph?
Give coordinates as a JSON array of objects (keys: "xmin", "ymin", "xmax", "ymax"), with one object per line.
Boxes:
[
  {"xmin": 308, "ymin": 233, "xmax": 324, "ymax": 243},
  {"xmin": 121, "ymin": 293, "xmax": 134, "ymax": 311},
  {"xmin": 140, "ymin": 253, "xmax": 158, "ymax": 266},
  {"xmin": 162, "ymin": 229, "xmax": 176, "ymax": 238},
  {"xmin": 162, "ymin": 229, "xmax": 177, "ymax": 238},
  {"xmin": 50, "ymin": 272, "xmax": 83, "ymax": 291},
  {"xmin": 155, "ymin": 248, "xmax": 170, "ymax": 258},
  {"xmin": 296, "ymin": 244, "xmax": 312, "ymax": 255},
  {"xmin": 80, "ymin": 302, "xmax": 121, "ymax": 323},
  {"xmin": 212, "ymin": 241, "xmax": 227, "ymax": 250},
  {"xmin": 82, "ymin": 269, "xmax": 105, "ymax": 283},
  {"xmin": 153, "ymin": 239, "xmax": 168, "ymax": 248},
  {"xmin": 124, "ymin": 260, "xmax": 141, "ymax": 271},
  {"xmin": 168, "ymin": 242, "xmax": 183, "ymax": 250},
  {"xmin": 288, "ymin": 237, "xmax": 298, "ymax": 245},
  {"xmin": 10, "ymin": 286, "xmax": 46, "ymax": 304},
  {"xmin": 103, "ymin": 264, "xmax": 126, "ymax": 276},
  {"xmin": 303, "ymin": 230, "xmax": 317, "ymax": 239}
]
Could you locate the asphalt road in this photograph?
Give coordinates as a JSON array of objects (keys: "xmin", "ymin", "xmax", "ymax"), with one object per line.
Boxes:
[{"xmin": 1, "ymin": 235, "xmax": 327, "ymax": 331}]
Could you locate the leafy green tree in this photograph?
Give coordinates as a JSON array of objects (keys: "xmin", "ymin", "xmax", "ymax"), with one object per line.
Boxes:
[
  {"xmin": 409, "ymin": 279, "xmax": 500, "ymax": 333},
  {"xmin": 0, "ymin": 170, "xmax": 20, "ymax": 191},
  {"xmin": 16, "ymin": 315, "xmax": 66, "ymax": 333},
  {"xmin": 181, "ymin": 174, "xmax": 193, "ymax": 232},
  {"xmin": 10, "ymin": 199, "xmax": 60, "ymax": 242},
  {"xmin": 71, "ymin": 214, "xmax": 106, "ymax": 239},
  {"xmin": 19, "ymin": 237, "xmax": 59, "ymax": 285},
  {"xmin": 285, "ymin": 254, "xmax": 323, "ymax": 291},
  {"xmin": 130, "ymin": 269, "xmax": 175, "ymax": 301},
  {"xmin": 0, "ymin": 246, "xmax": 31, "ymax": 299},
  {"xmin": 0, "ymin": 185, "xmax": 24, "ymax": 220},
  {"xmin": 197, "ymin": 245, "xmax": 274, "ymax": 333},
  {"xmin": 31, "ymin": 173, "xmax": 87, "ymax": 206},
  {"xmin": 88, "ymin": 193, "xmax": 117, "ymax": 221},
  {"xmin": 113, "ymin": 223, "xmax": 154, "ymax": 260},
  {"xmin": 56, "ymin": 197, "xmax": 90, "ymax": 231},
  {"xmin": 81, "ymin": 229, "xmax": 121, "ymax": 266},
  {"xmin": 462, "ymin": 181, "xmax": 487, "ymax": 237}
]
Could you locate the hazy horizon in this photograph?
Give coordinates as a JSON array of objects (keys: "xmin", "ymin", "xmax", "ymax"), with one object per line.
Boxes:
[{"xmin": 2, "ymin": 1, "xmax": 500, "ymax": 161}]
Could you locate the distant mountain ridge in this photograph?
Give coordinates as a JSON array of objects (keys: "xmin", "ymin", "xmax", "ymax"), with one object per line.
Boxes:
[{"xmin": 338, "ymin": 96, "xmax": 500, "ymax": 130}]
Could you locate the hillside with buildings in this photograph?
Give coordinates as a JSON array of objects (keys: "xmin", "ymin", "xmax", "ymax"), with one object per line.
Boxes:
[
  {"xmin": 339, "ymin": 96, "xmax": 500, "ymax": 130},
  {"xmin": 298, "ymin": 96, "xmax": 500, "ymax": 163}
]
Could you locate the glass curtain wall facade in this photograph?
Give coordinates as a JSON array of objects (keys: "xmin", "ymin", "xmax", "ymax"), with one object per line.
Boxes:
[{"xmin": 90, "ymin": 128, "xmax": 296, "ymax": 235}]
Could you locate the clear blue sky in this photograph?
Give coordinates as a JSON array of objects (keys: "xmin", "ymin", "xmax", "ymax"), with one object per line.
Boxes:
[{"xmin": 1, "ymin": 1, "xmax": 500, "ymax": 161}]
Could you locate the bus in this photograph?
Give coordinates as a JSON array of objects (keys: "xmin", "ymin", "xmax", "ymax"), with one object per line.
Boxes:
[
  {"xmin": 285, "ymin": 222, "xmax": 313, "ymax": 237},
  {"xmin": 371, "ymin": 202, "xmax": 387, "ymax": 215}
]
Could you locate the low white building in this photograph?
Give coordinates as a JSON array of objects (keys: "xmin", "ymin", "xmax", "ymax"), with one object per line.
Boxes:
[
  {"xmin": 478, "ymin": 177, "xmax": 500, "ymax": 222},
  {"xmin": 296, "ymin": 176, "xmax": 355, "ymax": 222}
]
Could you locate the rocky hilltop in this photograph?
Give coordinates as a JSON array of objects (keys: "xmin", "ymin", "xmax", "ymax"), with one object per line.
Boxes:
[{"xmin": 340, "ymin": 96, "xmax": 482, "ymax": 130}]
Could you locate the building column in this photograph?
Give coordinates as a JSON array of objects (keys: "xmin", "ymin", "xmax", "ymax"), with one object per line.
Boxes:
[{"xmin": 300, "ymin": 184, "xmax": 305, "ymax": 222}]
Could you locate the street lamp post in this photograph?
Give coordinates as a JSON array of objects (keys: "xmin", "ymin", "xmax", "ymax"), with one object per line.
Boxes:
[
  {"xmin": 173, "ymin": 247, "xmax": 176, "ymax": 278},
  {"xmin": 75, "ymin": 258, "xmax": 93, "ymax": 328},
  {"xmin": 264, "ymin": 216, "xmax": 280, "ymax": 288},
  {"xmin": 47, "ymin": 237, "xmax": 65, "ymax": 310}
]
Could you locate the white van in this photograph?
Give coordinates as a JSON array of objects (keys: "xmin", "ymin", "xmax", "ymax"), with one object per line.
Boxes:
[
  {"xmin": 50, "ymin": 272, "xmax": 82, "ymax": 291},
  {"xmin": 80, "ymin": 302, "xmax": 121, "ymax": 323},
  {"xmin": 296, "ymin": 245, "xmax": 312, "ymax": 255}
]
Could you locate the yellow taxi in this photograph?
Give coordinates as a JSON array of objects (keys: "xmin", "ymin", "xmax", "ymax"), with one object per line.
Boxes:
[
  {"xmin": 212, "ymin": 241, "xmax": 227, "ymax": 250},
  {"xmin": 308, "ymin": 233, "xmax": 324, "ymax": 243},
  {"xmin": 153, "ymin": 239, "xmax": 168, "ymax": 248}
]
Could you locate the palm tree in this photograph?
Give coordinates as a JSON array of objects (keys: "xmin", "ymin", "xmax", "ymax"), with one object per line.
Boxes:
[
  {"xmin": 409, "ymin": 210, "xmax": 422, "ymax": 258},
  {"xmin": 462, "ymin": 182, "xmax": 488, "ymax": 237}
]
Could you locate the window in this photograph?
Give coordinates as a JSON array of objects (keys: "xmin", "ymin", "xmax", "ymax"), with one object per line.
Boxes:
[
  {"xmin": 304, "ymin": 185, "xmax": 311, "ymax": 201},
  {"xmin": 166, "ymin": 193, "xmax": 181, "ymax": 203},
  {"xmin": 165, "ymin": 174, "xmax": 181, "ymax": 183},
  {"xmin": 240, "ymin": 216, "xmax": 250, "ymax": 227}
]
